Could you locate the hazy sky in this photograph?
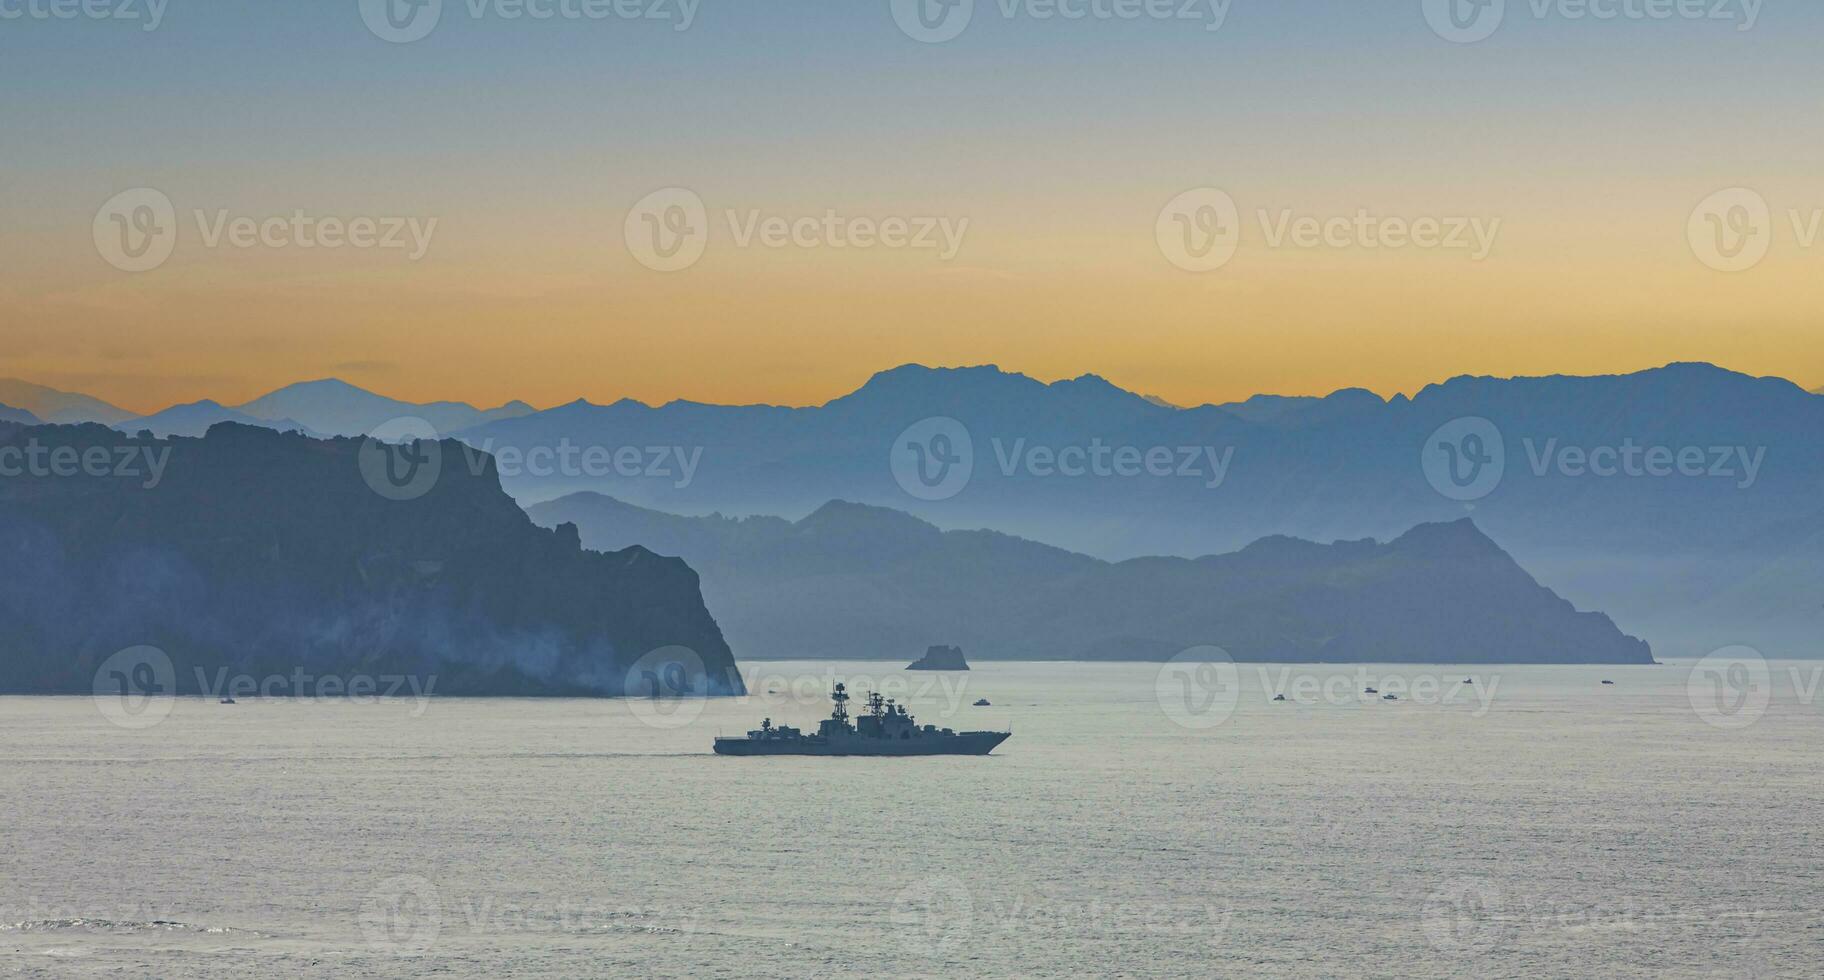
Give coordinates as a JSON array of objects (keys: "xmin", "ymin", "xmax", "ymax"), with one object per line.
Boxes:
[{"xmin": 3, "ymin": 0, "xmax": 1819, "ymax": 413}]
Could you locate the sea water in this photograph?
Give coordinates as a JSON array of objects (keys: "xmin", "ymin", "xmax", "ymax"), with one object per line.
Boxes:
[{"xmin": 2, "ymin": 659, "xmax": 1818, "ymax": 978}]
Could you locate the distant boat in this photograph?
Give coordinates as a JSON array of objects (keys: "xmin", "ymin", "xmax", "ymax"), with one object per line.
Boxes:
[
  {"xmin": 219, "ymin": 697, "xmax": 236, "ymax": 705},
  {"xmin": 1463, "ymin": 678, "xmax": 1474, "ymax": 684},
  {"xmin": 1364, "ymin": 687, "xmax": 1378, "ymax": 695},
  {"xmin": 973, "ymin": 698, "xmax": 991, "ymax": 707},
  {"xmin": 1272, "ymin": 694, "xmax": 1287, "ymax": 702},
  {"xmin": 1382, "ymin": 694, "xmax": 1399, "ymax": 701},
  {"xmin": 1601, "ymin": 680, "xmax": 1615, "ymax": 686}
]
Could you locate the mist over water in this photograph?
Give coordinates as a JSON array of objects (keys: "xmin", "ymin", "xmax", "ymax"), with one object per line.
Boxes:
[{"xmin": 4, "ymin": 660, "xmax": 1817, "ymax": 978}]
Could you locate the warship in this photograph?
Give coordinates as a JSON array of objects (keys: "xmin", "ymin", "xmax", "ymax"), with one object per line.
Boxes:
[{"xmin": 713, "ymin": 684, "xmax": 1010, "ymax": 756}]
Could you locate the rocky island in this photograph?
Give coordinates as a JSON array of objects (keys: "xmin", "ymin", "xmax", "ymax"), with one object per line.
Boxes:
[
  {"xmin": 906, "ymin": 644, "xmax": 970, "ymax": 671},
  {"xmin": 0, "ymin": 422, "xmax": 744, "ymax": 697}
]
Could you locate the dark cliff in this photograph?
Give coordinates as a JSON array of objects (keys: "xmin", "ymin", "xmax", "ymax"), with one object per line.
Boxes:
[
  {"xmin": 907, "ymin": 645, "xmax": 970, "ymax": 670},
  {"xmin": 0, "ymin": 423, "xmax": 743, "ymax": 696}
]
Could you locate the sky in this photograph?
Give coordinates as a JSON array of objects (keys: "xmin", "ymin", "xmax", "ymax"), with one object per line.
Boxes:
[{"xmin": 2, "ymin": 0, "xmax": 1820, "ymax": 414}]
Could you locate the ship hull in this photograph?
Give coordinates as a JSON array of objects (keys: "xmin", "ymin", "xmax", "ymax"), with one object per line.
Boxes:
[{"xmin": 713, "ymin": 731, "xmax": 1010, "ymax": 756}]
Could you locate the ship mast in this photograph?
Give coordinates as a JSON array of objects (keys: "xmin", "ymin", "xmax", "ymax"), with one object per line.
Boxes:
[{"xmin": 830, "ymin": 682, "xmax": 851, "ymax": 723}]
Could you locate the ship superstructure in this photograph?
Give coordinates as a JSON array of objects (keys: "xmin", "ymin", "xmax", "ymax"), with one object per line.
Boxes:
[{"xmin": 713, "ymin": 683, "xmax": 1009, "ymax": 757}]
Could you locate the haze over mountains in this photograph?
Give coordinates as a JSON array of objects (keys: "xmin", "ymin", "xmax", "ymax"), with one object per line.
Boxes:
[
  {"xmin": 232, "ymin": 379, "xmax": 535, "ymax": 437},
  {"xmin": 15, "ymin": 362, "xmax": 1824, "ymax": 658},
  {"xmin": 463, "ymin": 362, "xmax": 1822, "ymax": 658},
  {"xmin": 530, "ymin": 493, "xmax": 1652, "ymax": 665},
  {"xmin": 104, "ymin": 378, "xmax": 538, "ymax": 439},
  {"xmin": 115, "ymin": 400, "xmax": 318, "ymax": 439},
  {"xmin": 0, "ymin": 379, "xmax": 132, "ymax": 425}
]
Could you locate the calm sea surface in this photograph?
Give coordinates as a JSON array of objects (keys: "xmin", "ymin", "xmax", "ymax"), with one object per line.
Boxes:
[{"xmin": 3, "ymin": 659, "xmax": 1819, "ymax": 978}]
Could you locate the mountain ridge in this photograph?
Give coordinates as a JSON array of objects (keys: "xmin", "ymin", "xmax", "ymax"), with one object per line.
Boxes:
[{"xmin": 530, "ymin": 491, "xmax": 1652, "ymax": 665}]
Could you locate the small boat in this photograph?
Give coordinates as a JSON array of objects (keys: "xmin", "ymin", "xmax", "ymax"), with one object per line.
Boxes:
[
  {"xmin": 1272, "ymin": 694, "xmax": 1287, "ymax": 702},
  {"xmin": 219, "ymin": 697, "xmax": 236, "ymax": 705},
  {"xmin": 1364, "ymin": 687, "xmax": 1378, "ymax": 695},
  {"xmin": 973, "ymin": 698, "xmax": 991, "ymax": 707},
  {"xmin": 1601, "ymin": 680, "xmax": 1615, "ymax": 686},
  {"xmin": 1382, "ymin": 694, "xmax": 1399, "ymax": 701},
  {"xmin": 1463, "ymin": 678, "xmax": 1474, "ymax": 685}
]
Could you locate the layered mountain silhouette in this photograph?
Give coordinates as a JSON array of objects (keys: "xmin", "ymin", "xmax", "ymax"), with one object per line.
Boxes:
[
  {"xmin": 234, "ymin": 378, "xmax": 535, "ymax": 437},
  {"xmin": 20, "ymin": 362, "xmax": 1821, "ymax": 657},
  {"xmin": 0, "ymin": 379, "xmax": 132, "ymax": 425},
  {"xmin": 116, "ymin": 400, "xmax": 319, "ymax": 439},
  {"xmin": 0, "ymin": 401, "xmax": 39, "ymax": 425},
  {"xmin": 529, "ymin": 493, "xmax": 1652, "ymax": 664},
  {"xmin": 476, "ymin": 362, "xmax": 1822, "ymax": 658},
  {"xmin": 0, "ymin": 423, "xmax": 742, "ymax": 697},
  {"xmin": 16, "ymin": 376, "xmax": 537, "ymax": 438}
]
